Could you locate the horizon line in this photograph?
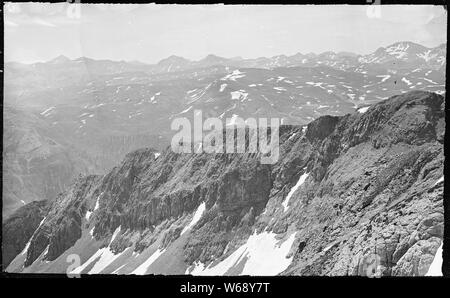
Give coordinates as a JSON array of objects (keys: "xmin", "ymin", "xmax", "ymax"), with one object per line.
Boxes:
[{"xmin": 6, "ymin": 40, "xmax": 447, "ymax": 66}]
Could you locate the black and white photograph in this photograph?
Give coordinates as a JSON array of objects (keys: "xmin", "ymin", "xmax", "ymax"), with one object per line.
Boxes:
[{"xmin": 1, "ymin": 1, "xmax": 447, "ymax": 285}]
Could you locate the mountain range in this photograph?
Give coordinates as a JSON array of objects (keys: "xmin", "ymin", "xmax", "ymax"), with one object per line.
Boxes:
[
  {"xmin": 4, "ymin": 91, "xmax": 445, "ymax": 276},
  {"xmin": 6, "ymin": 42, "xmax": 446, "ymax": 87},
  {"xmin": 2, "ymin": 41, "xmax": 446, "ymax": 226}
]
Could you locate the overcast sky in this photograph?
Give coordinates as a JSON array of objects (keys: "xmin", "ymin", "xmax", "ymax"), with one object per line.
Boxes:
[{"xmin": 4, "ymin": 3, "xmax": 447, "ymax": 64}]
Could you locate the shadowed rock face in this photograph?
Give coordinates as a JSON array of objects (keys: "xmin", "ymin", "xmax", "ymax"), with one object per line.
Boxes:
[
  {"xmin": 7, "ymin": 91, "xmax": 444, "ymax": 276},
  {"xmin": 23, "ymin": 175, "xmax": 101, "ymax": 266},
  {"xmin": 2, "ymin": 200, "xmax": 50, "ymax": 267}
]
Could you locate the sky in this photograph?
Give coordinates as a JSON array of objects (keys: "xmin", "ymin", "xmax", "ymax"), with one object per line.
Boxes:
[{"xmin": 4, "ymin": 3, "xmax": 447, "ymax": 64}]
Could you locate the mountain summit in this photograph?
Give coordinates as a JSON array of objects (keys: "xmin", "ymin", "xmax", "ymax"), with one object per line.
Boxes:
[{"xmin": 49, "ymin": 55, "xmax": 71, "ymax": 64}]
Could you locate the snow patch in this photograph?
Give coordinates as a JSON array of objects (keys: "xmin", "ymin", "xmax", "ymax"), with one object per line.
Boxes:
[
  {"xmin": 230, "ymin": 90, "xmax": 248, "ymax": 101},
  {"xmin": 71, "ymin": 226, "xmax": 123, "ymax": 274},
  {"xmin": 90, "ymin": 103, "xmax": 105, "ymax": 109},
  {"xmin": 188, "ymin": 231, "xmax": 296, "ymax": 276},
  {"xmin": 282, "ymin": 171, "xmax": 309, "ymax": 212},
  {"xmin": 20, "ymin": 216, "xmax": 47, "ymax": 255},
  {"xmin": 94, "ymin": 196, "xmax": 100, "ymax": 211},
  {"xmin": 306, "ymin": 82, "xmax": 325, "ymax": 89},
  {"xmin": 357, "ymin": 106, "xmax": 370, "ymax": 114},
  {"xmin": 302, "ymin": 126, "xmax": 307, "ymax": 134},
  {"xmin": 376, "ymin": 75, "xmax": 391, "ymax": 83},
  {"xmin": 434, "ymin": 176, "xmax": 444, "ymax": 186},
  {"xmin": 221, "ymin": 70, "xmax": 246, "ymax": 81},
  {"xmin": 401, "ymin": 77, "xmax": 412, "ymax": 86},
  {"xmin": 181, "ymin": 202, "xmax": 206, "ymax": 236},
  {"xmin": 112, "ymin": 264, "xmax": 126, "ymax": 274},
  {"xmin": 88, "ymin": 246, "xmax": 128, "ymax": 274},
  {"xmin": 385, "ymin": 43, "xmax": 409, "ymax": 59},
  {"xmin": 274, "ymin": 87, "xmax": 287, "ymax": 91},
  {"xmin": 178, "ymin": 106, "xmax": 193, "ymax": 114},
  {"xmin": 423, "ymin": 78, "xmax": 437, "ymax": 85},
  {"xmin": 40, "ymin": 107, "xmax": 55, "ymax": 116},
  {"xmin": 21, "ymin": 241, "xmax": 31, "ymax": 256},
  {"xmin": 426, "ymin": 244, "xmax": 443, "ymax": 276},
  {"xmin": 85, "ymin": 210, "xmax": 92, "ymax": 221},
  {"xmin": 131, "ymin": 248, "xmax": 166, "ymax": 275},
  {"xmin": 417, "ymin": 50, "xmax": 435, "ymax": 62}
]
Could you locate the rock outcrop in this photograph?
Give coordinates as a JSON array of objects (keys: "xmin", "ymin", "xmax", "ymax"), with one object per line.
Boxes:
[{"xmin": 2, "ymin": 200, "xmax": 49, "ymax": 267}]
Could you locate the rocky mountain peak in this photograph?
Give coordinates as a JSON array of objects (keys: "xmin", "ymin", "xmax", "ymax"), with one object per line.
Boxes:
[
  {"xmin": 49, "ymin": 55, "xmax": 71, "ymax": 64},
  {"xmin": 157, "ymin": 55, "xmax": 190, "ymax": 65},
  {"xmin": 199, "ymin": 54, "xmax": 229, "ymax": 65}
]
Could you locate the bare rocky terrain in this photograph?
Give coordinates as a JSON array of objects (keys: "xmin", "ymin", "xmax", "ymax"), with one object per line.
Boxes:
[{"xmin": 4, "ymin": 91, "xmax": 445, "ymax": 276}]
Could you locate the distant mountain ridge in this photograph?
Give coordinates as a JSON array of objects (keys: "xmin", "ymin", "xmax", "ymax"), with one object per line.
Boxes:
[
  {"xmin": 358, "ymin": 41, "xmax": 446, "ymax": 69},
  {"xmin": 6, "ymin": 41, "xmax": 447, "ymax": 75}
]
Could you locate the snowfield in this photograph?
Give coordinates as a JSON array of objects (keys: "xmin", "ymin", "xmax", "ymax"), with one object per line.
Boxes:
[
  {"xmin": 71, "ymin": 226, "xmax": 123, "ymax": 274},
  {"xmin": 188, "ymin": 230, "xmax": 297, "ymax": 276},
  {"xmin": 131, "ymin": 248, "xmax": 166, "ymax": 275}
]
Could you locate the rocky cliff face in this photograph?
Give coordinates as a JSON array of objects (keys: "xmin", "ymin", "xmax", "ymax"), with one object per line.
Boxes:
[
  {"xmin": 5, "ymin": 91, "xmax": 445, "ymax": 276},
  {"xmin": 2, "ymin": 200, "xmax": 49, "ymax": 267}
]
